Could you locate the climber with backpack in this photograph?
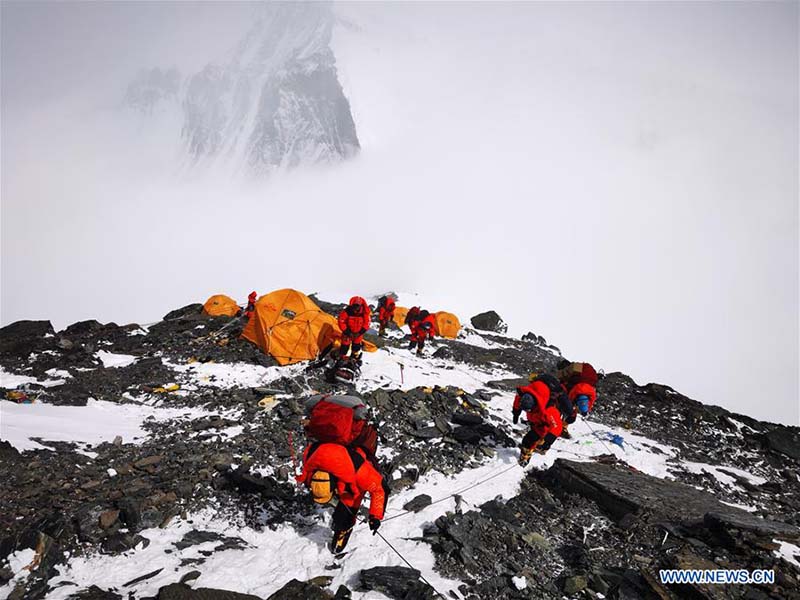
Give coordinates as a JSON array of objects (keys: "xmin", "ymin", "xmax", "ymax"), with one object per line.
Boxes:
[
  {"xmin": 296, "ymin": 441, "xmax": 389, "ymax": 553},
  {"xmin": 405, "ymin": 306, "xmax": 421, "ymax": 330},
  {"xmin": 376, "ymin": 296, "xmax": 396, "ymax": 337},
  {"xmin": 512, "ymin": 378, "xmax": 563, "ymax": 466},
  {"xmin": 556, "ymin": 360, "xmax": 599, "ymax": 425},
  {"xmin": 337, "ymin": 296, "xmax": 371, "ymax": 363},
  {"xmin": 297, "ymin": 393, "xmax": 386, "ymax": 552},
  {"xmin": 408, "ymin": 309, "xmax": 436, "ymax": 357},
  {"xmin": 528, "ymin": 371, "xmax": 575, "ymax": 439}
]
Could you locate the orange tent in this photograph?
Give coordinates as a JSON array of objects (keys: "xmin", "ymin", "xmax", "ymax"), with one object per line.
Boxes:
[
  {"xmin": 241, "ymin": 289, "xmax": 375, "ymax": 365},
  {"xmin": 393, "ymin": 306, "xmax": 410, "ymax": 328},
  {"xmin": 203, "ymin": 294, "xmax": 240, "ymax": 317},
  {"xmin": 434, "ymin": 311, "xmax": 461, "ymax": 339}
]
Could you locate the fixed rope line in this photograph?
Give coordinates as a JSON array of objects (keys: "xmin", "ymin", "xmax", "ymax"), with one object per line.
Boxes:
[
  {"xmin": 383, "ymin": 462, "xmax": 519, "ymax": 523},
  {"xmin": 338, "ymin": 504, "xmax": 448, "ymax": 600},
  {"xmin": 582, "ymin": 418, "xmax": 615, "ymax": 454},
  {"xmin": 372, "ymin": 529, "xmax": 449, "ymax": 600}
]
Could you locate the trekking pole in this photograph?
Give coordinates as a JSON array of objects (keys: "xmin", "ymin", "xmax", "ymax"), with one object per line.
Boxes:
[{"xmin": 399, "ymin": 362, "xmax": 405, "ymax": 386}]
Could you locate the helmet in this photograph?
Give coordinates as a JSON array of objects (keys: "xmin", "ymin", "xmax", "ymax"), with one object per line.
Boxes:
[{"xmin": 310, "ymin": 471, "xmax": 334, "ymax": 504}]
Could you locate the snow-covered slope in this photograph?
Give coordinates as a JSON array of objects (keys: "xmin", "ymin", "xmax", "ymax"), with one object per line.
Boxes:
[{"xmin": 0, "ymin": 295, "xmax": 798, "ymax": 599}]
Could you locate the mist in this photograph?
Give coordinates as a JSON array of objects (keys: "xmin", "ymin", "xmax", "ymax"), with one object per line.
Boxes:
[{"xmin": 1, "ymin": 1, "xmax": 797, "ymax": 424}]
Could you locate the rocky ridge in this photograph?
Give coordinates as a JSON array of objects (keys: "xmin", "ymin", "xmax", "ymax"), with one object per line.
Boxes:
[{"xmin": 1, "ymin": 300, "xmax": 798, "ymax": 599}]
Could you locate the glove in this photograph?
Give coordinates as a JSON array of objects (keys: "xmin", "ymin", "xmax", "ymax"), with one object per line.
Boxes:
[
  {"xmin": 368, "ymin": 516, "xmax": 381, "ymax": 534},
  {"xmin": 576, "ymin": 395, "xmax": 590, "ymax": 416},
  {"xmin": 512, "ymin": 409, "xmax": 521, "ymax": 424}
]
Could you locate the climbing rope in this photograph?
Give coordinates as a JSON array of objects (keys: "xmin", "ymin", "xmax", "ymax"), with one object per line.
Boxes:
[
  {"xmin": 338, "ymin": 503, "xmax": 449, "ymax": 600},
  {"xmin": 383, "ymin": 462, "xmax": 519, "ymax": 522},
  {"xmin": 582, "ymin": 418, "xmax": 616, "ymax": 454}
]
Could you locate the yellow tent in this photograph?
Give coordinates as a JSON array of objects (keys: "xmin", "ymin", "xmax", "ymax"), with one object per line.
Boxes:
[
  {"xmin": 393, "ymin": 306, "xmax": 410, "ymax": 328},
  {"xmin": 203, "ymin": 294, "xmax": 240, "ymax": 317},
  {"xmin": 241, "ymin": 289, "xmax": 375, "ymax": 365},
  {"xmin": 434, "ymin": 311, "xmax": 461, "ymax": 339}
]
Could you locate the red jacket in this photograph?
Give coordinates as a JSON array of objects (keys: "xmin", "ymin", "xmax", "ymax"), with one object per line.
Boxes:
[
  {"xmin": 297, "ymin": 443, "xmax": 386, "ymax": 519},
  {"xmin": 338, "ymin": 296, "xmax": 372, "ymax": 336},
  {"xmin": 405, "ymin": 306, "xmax": 421, "ymax": 327},
  {"xmin": 378, "ymin": 298, "xmax": 396, "ymax": 323},
  {"xmin": 410, "ymin": 312, "xmax": 436, "ymax": 341},
  {"xmin": 514, "ymin": 381, "xmax": 562, "ymax": 438}
]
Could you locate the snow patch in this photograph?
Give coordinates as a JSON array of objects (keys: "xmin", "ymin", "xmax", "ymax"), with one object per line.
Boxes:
[
  {"xmin": 774, "ymin": 540, "xmax": 800, "ymax": 569},
  {"xmin": 0, "ymin": 399, "xmax": 215, "ymax": 452},
  {"xmin": 0, "ymin": 366, "xmax": 67, "ymax": 389},
  {"xmin": 95, "ymin": 351, "xmax": 138, "ymax": 368}
]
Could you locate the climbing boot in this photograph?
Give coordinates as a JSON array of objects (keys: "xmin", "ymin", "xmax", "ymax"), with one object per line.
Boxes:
[
  {"xmin": 518, "ymin": 446, "xmax": 534, "ymax": 467},
  {"xmin": 560, "ymin": 424, "xmax": 572, "ymax": 439},
  {"xmin": 329, "ymin": 527, "xmax": 353, "ymax": 553}
]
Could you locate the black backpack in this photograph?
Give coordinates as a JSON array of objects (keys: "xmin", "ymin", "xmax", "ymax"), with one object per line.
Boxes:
[{"xmin": 532, "ymin": 373, "xmax": 570, "ymax": 414}]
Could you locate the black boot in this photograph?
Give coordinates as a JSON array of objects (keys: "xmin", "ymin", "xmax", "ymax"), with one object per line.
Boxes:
[{"xmin": 329, "ymin": 527, "xmax": 353, "ymax": 553}]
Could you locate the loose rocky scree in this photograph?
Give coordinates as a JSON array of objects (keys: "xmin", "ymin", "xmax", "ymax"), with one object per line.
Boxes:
[{"xmin": 1, "ymin": 305, "xmax": 798, "ymax": 599}]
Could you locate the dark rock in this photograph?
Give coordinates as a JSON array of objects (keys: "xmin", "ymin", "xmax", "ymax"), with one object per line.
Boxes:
[
  {"xmin": 264, "ymin": 578, "xmax": 332, "ymax": 599},
  {"xmin": 62, "ymin": 320, "xmax": 105, "ymax": 336},
  {"xmin": 0, "ymin": 441, "xmax": 21, "ymax": 463},
  {"xmin": 118, "ymin": 497, "xmax": 143, "ymax": 529},
  {"xmin": 411, "ymin": 427, "xmax": 443, "ymax": 440},
  {"xmin": 157, "ymin": 582, "xmax": 262, "ymax": 600},
  {"xmin": 74, "ymin": 506, "xmax": 106, "ymax": 543},
  {"xmin": 543, "ymin": 459, "xmax": 799, "ymax": 536},
  {"xmin": 469, "ymin": 311, "xmax": 507, "ymax": 334},
  {"xmin": 765, "ymin": 427, "xmax": 800, "ymax": 461},
  {"xmin": 450, "ymin": 412, "xmax": 483, "ymax": 426},
  {"xmin": 101, "ymin": 532, "xmax": 138, "ymax": 554},
  {"xmin": 163, "ymin": 304, "xmax": 204, "ymax": 321},
  {"xmin": 0, "ymin": 320, "xmax": 56, "ymax": 356},
  {"xmin": 451, "ymin": 426, "xmax": 483, "ymax": 445},
  {"xmin": 174, "ymin": 530, "xmax": 249, "ymax": 552},
  {"xmin": 403, "ymin": 494, "xmax": 432, "ymax": 513},
  {"xmin": 134, "ymin": 454, "xmax": 163, "ymax": 469},
  {"xmin": 123, "ymin": 568, "xmax": 164, "ymax": 587},
  {"xmin": 332, "ymin": 586, "xmax": 351, "ymax": 600},
  {"xmin": 223, "ymin": 468, "xmax": 291, "ymax": 500},
  {"xmin": 360, "ymin": 566, "xmax": 434, "ymax": 600},
  {"xmin": 99, "ymin": 510, "xmax": 119, "ymax": 529},
  {"xmin": 562, "ymin": 575, "xmax": 587, "ymax": 595},
  {"xmin": 704, "ymin": 511, "xmax": 800, "ymax": 538},
  {"xmin": 0, "ymin": 320, "xmax": 55, "ymax": 342},
  {"xmin": 66, "ymin": 586, "xmax": 123, "ymax": 599},
  {"xmin": 179, "ymin": 571, "xmax": 202, "ymax": 584}
]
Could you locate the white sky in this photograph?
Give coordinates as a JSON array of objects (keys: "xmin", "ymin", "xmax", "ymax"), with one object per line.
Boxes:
[{"xmin": 1, "ymin": 1, "xmax": 798, "ymax": 424}]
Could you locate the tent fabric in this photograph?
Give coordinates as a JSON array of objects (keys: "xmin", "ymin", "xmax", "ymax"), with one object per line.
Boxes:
[
  {"xmin": 393, "ymin": 306, "xmax": 410, "ymax": 328},
  {"xmin": 434, "ymin": 311, "xmax": 461, "ymax": 339},
  {"xmin": 202, "ymin": 294, "xmax": 240, "ymax": 317},
  {"xmin": 241, "ymin": 289, "xmax": 376, "ymax": 365}
]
